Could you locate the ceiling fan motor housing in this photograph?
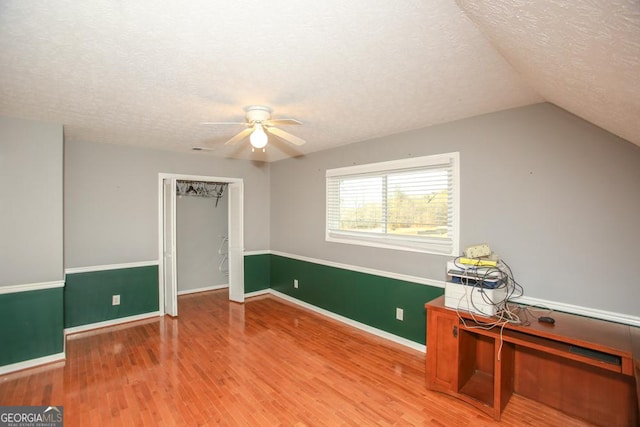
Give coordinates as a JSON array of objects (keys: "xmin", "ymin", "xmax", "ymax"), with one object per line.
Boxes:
[{"xmin": 244, "ymin": 105, "xmax": 272, "ymax": 123}]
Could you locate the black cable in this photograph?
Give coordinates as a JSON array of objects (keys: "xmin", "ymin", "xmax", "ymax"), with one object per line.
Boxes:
[{"xmin": 451, "ymin": 255, "xmax": 530, "ymax": 324}]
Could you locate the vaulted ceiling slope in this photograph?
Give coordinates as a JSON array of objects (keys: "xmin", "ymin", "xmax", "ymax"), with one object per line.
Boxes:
[
  {"xmin": 456, "ymin": 0, "xmax": 640, "ymax": 150},
  {"xmin": 0, "ymin": 1, "xmax": 637, "ymax": 162}
]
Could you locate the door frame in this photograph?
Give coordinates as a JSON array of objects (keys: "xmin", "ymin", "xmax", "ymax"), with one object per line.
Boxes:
[{"xmin": 157, "ymin": 173, "xmax": 245, "ymax": 316}]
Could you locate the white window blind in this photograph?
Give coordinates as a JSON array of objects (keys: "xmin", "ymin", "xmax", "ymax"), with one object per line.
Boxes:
[{"xmin": 326, "ymin": 153, "xmax": 459, "ymax": 255}]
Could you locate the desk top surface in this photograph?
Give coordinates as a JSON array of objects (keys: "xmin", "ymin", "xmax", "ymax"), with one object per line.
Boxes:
[{"xmin": 427, "ymin": 296, "xmax": 635, "ymax": 357}]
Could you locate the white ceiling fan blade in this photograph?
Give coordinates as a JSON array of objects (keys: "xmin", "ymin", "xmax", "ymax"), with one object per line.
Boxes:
[
  {"xmin": 201, "ymin": 121, "xmax": 248, "ymax": 126},
  {"xmin": 264, "ymin": 118, "xmax": 302, "ymax": 126},
  {"xmin": 224, "ymin": 127, "xmax": 254, "ymax": 145},
  {"xmin": 266, "ymin": 126, "xmax": 306, "ymax": 146}
]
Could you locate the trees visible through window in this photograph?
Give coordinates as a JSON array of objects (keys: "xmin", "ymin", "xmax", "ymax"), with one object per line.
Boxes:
[{"xmin": 326, "ymin": 153, "xmax": 459, "ymax": 255}]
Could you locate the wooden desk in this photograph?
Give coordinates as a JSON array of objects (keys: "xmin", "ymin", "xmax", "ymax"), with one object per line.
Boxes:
[{"xmin": 425, "ymin": 296, "xmax": 639, "ymax": 426}]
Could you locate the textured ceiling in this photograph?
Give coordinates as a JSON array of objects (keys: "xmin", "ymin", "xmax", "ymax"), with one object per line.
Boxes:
[
  {"xmin": 456, "ymin": 0, "xmax": 640, "ymax": 148},
  {"xmin": 0, "ymin": 1, "xmax": 636, "ymax": 162}
]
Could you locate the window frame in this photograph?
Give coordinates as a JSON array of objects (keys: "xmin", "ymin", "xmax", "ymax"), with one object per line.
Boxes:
[{"xmin": 325, "ymin": 152, "xmax": 460, "ymax": 256}]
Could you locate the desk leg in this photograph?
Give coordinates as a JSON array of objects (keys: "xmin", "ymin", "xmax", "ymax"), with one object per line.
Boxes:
[{"xmin": 493, "ymin": 339, "xmax": 515, "ymax": 419}]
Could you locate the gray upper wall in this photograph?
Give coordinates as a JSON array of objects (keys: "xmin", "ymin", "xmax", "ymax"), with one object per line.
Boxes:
[
  {"xmin": 64, "ymin": 141, "xmax": 270, "ymax": 268},
  {"xmin": 270, "ymin": 103, "xmax": 640, "ymax": 316},
  {"xmin": 0, "ymin": 116, "xmax": 63, "ymax": 286}
]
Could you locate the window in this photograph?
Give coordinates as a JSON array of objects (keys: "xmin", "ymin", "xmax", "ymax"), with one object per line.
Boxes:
[{"xmin": 326, "ymin": 153, "xmax": 459, "ymax": 255}]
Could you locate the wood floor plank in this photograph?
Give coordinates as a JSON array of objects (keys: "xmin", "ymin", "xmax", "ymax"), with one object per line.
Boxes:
[{"xmin": 0, "ymin": 290, "xmax": 593, "ymax": 426}]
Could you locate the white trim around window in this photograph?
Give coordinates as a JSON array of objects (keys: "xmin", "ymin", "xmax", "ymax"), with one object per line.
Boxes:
[{"xmin": 326, "ymin": 153, "xmax": 460, "ymax": 256}]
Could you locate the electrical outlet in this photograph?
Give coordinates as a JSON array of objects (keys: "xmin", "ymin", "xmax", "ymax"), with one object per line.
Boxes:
[
  {"xmin": 396, "ymin": 307, "xmax": 404, "ymax": 321},
  {"xmin": 293, "ymin": 279, "xmax": 299, "ymax": 289},
  {"xmin": 112, "ymin": 295, "xmax": 120, "ymax": 306}
]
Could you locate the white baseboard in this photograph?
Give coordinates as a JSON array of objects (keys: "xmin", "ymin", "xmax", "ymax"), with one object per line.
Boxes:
[
  {"xmin": 0, "ymin": 352, "xmax": 66, "ymax": 376},
  {"xmin": 245, "ymin": 289, "xmax": 270, "ymax": 299},
  {"xmin": 268, "ymin": 290, "xmax": 426, "ymax": 353},
  {"xmin": 178, "ymin": 284, "xmax": 228, "ymax": 296},
  {"xmin": 64, "ymin": 311, "xmax": 162, "ymax": 336}
]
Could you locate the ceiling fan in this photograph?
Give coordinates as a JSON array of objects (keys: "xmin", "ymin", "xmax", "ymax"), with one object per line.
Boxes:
[{"xmin": 201, "ymin": 105, "xmax": 305, "ymax": 152}]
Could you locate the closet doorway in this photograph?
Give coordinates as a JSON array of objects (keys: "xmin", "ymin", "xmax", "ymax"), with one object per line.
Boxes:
[{"xmin": 158, "ymin": 173, "xmax": 244, "ymax": 317}]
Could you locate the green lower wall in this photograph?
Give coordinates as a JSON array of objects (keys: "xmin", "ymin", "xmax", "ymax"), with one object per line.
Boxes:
[
  {"xmin": 1, "ymin": 254, "xmax": 430, "ymax": 368},
  {"xmin": 64, "ymin": 266, "xmax": 159, "ymax": 328},
  {"xmin": 270, "ymin": 254, "xmax": 443, "ymax": 345},
  {"xmin": 244, "ymin": 254, "xmax": 271, "ymax": 293},
  {"xmin": 0, "ymin": 287, "xmax": 64, "ymax": 366},
  {"xmin": 64, "ymin": 256, "xmax": 268, "ymax": 330}
]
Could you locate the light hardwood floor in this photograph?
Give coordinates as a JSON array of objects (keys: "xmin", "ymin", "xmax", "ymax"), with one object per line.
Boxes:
[{"xmin": 0, "ymin": 290, "xmax": 591, "ymax": 426}]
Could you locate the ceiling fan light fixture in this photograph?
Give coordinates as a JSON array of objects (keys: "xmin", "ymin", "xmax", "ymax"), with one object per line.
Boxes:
[
  {"xmin": 204, "ymin": 105, "xmax": 305, "ymax": 149},
  {"xmin": 250, "ymin": 123, "xmax": 268, "ymax": 148}
]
